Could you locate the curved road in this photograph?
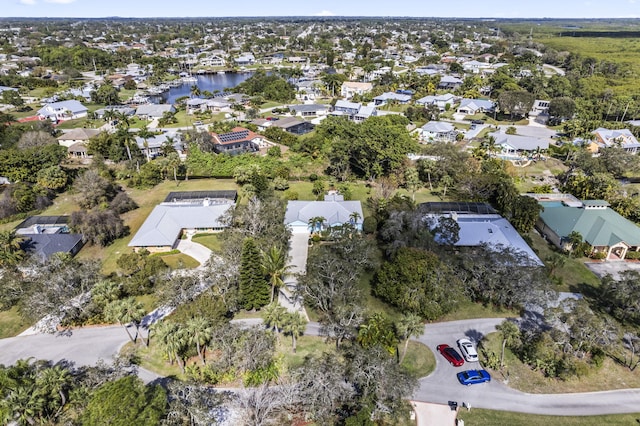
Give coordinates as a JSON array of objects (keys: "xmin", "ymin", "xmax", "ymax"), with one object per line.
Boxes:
[
  {"xmin": 1, "ymin": 318, "xmax": 639, "ymax": 415},
  {"xmin": 414, "ymin": 318, "xmax": 640, "ymax": 415}
]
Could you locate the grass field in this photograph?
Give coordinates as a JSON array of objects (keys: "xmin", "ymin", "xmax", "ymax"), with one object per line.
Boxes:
[
  {"xmin": 191, "ymin": 233, "xmax": 223, "ymax": 253},
  {"xmin": 527, "ymin": 231, "xmax": 601, "ymax": 293},
  {"xmin": 481, "ymin": 332, "xmax": 640, "ymax": 394},
  {"xmin": 0, "ymin": 306, "xmax": 30, "ymax": 339},
  {"xmin": 457, "ymin": 409, "xmax": 640, "ymax": 426},
  {"xmin": 160, "ymin": 253, "xmax": 200, "ymax": 269}
]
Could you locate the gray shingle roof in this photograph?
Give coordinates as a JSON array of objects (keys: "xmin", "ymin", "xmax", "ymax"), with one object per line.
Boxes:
[
  {"xmin": 128, "ymin": 203, "xmax": 233, "ymax": 247},
  {"xmin": 284, "ymin": 200, "xmax": 363, "ymax": 227}
]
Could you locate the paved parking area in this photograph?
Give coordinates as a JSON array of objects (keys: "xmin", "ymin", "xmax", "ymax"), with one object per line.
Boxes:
[{"xmin": 585, "ymin": 261, "xmax": 640, "ymax": 280}]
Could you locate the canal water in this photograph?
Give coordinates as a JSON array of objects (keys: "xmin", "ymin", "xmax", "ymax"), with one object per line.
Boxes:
[{"xmin": 154, "ymin": 72, "xmax": 253, "ymax": 104}]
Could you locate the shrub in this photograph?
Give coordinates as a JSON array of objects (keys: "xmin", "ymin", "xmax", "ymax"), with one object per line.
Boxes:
[
  {"xmin": 362, "ymin": 216, "xmax": 378, "ymax": 234},
  {"xmin": 625, "ymin": 251, "xmax": 640, "ymax": 260},
  {"xmin": 283, "ymin": 189, "xmax": 298, "ymax": 200},
  {"xmin": 109, "ymin": 191, "xmax": 138, "ymax": 214},
  {"xmin": 273, "ymin": 177, "xmax": 289, "ymax": 191},
  {"xmin": 308, "ymin": 173, "xmax": 319, "ymax": 182}
]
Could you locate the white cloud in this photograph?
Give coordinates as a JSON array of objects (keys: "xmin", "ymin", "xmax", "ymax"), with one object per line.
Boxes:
[
  {"xmin": 314, "ymin": 10, "xmax": 335, "ymax": 16},
  {"xmin": 19, "ymin": 0, "xmax": 37, "ymax": 5},
  {"xmin": 44, "ymin": 0, "xmax": 78, "ymax": 3}
]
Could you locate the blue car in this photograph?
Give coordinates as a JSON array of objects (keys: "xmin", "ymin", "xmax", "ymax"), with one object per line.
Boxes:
[{"xmin": 457, "ymin": 369, "xmax": 491, "ymax": 386}]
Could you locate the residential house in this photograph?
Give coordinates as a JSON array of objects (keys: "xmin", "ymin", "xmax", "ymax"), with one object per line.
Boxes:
[
  {"xmin": 530, "ymin": 99, "xmax": 550, "ymax": 116},
  {"xmin": 416, "ymin": 93, "xmax": 457, "ymax": 111},
  {"xmin": 419, "ymin": 202, "xmax": 543, "ymax": 266},
  {"xmin": 457, "ymin": 98, "xmax": 495, "ymax": 115},
  {"xmin": 418, "ymin": 121, "xmax": 457, "ymax": 143},
  {"xmin": 531, "ymin": 194, "xmax": 640, "ymax": 260},
  {"xmin": 592, "ymin": 127, "xmax": 640, "ymax": 154},
  {"xmin": 94, "ymin": 105, "xmax": 136, "ymax": 120},
  {"xmin": 294, "ymin": 79, "xmax": 322, "ymax": 101},
  {"xmin": 135, "ymin": 104, "xmax": 176, "ymax": 120},
  {"xmin": 211, "ymin": 127, "xmax": 265, "ymax": 155},
  {"xmin": 284, "ymin": 198, "xmax": 364, "ymax": 234},
  {"xmin": 490, "ymin": 132, "xmax": 549, "ymax": 157},
  {"xmin": 199, "ymin": 55, "xmax": 225, "ymax": 67},
  {"xmin": 289, "ymin": 104, "xmax": 329, "ymax": 117},
  {"xmin": 128, "ymin": 191, "xmax": 237, "ymax": 252},
  {"xmin": 135, "ymin": 132, "xmax": 184, "ymax": 158},
  {"xmin": 372, "ymin": 92, "xmax": 412, "ymax": 106},
  {"xmin": 57, "ymin": 128, "xmax": 101, "ymax": 158},
  {"xmin": 268, "ymin": 117, "xmax": 315, "ymax": 135},
  {"xmin": 438, "ymin": 75, "xmax": 463, "ymax": 90},
  {"xmin": 333, "ymin": 100, "xmax": 361, "ymax": 116},
  {"xmin": 235, "ymin": 53, "xmax": 255, "ymax": 66},
  {"xmin": 353, "ymin": 105, "xmax": 377, "ymax": 122},
  {"xmin": 340, "ymin": 81, "xmax": 373, "ymax": 99},
  {"xmin": 16, "ymin": 216, "xmax": 84, "ymax": 260},
  {"xmin": 37, "ymin": 100, "xmax": 88, "ymax": 122}
]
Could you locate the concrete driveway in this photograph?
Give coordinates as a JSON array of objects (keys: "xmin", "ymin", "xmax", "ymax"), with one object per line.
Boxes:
[
  {"xmin": 585, "ymin": 261, "xmax": 640, "ymax": 280},
  {"xmin": 176, "ymin": 237, "xmax": 212, "ymax": 267},
  {"xmin": 413, "ymin": 318, "xmax": 640, "ymax": 415}
]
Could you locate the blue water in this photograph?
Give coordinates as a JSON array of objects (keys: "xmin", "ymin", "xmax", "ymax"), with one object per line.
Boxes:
[{"xmin": 154, "ymin": 72, "xmax": 253, "ymax": 104}]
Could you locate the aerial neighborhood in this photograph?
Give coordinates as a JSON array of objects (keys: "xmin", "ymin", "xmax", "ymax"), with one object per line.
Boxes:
[{"xmin": 0, "ymin": 9, "xmax": 640, "ymax": 425}]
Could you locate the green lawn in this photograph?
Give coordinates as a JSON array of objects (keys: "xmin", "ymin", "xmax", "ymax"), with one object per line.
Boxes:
[
  {"xmin": 192, "ymin": 233, "xmax": 223, "ymax": 253},
  {"xmin": 437, "ymin": 300, "xmax": 518, "ymax": 323},
  {"xmin": 278, "ymin": 334, "xmax": 336, "ymax": 370},
  {"xmin": 401, "ymin": 341, "xmax": 435, "ymax": 378},
  {"xmin": 527, "ymin": 231, "xmax": 600, "ymax": 293},
  {"xmin": 457, "ymin": 409, "xmax": 640, "ymax": 426},
  {"xmin": 160, "ymin": 253, "xmax": 200, "ymax": 269},
  {"xmin": 0, "ymin": 306, "xmax": 30, "ymax": 338}
]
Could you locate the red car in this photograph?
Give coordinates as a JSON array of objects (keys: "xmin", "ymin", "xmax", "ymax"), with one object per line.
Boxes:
[{"xmin": 437, "ymin": 344, "xmax": 465, "ymax": 367}]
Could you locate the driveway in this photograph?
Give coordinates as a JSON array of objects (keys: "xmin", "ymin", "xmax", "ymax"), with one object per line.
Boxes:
[
  {"xmin": 413, "ymin": 319, "xmax": 640, "ymax": 415},
  {"xmin": 279, "ymin": 232, "xmax": 310, "ymax": 318},
  {"xmin": 585, "ymin": 261, "xmax": 640, "ymax": 280},
  {"xmin": 176, "ymin": 237, "xmax": 212, "ymax": 267}
]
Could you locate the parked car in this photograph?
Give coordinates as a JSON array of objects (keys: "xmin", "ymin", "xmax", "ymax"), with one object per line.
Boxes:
[
  {"xmin": 471, "ymin": 119, "xmax": 485, "ymax": 124},
  {"xmin": 436, "ymin": 344, "xmax": 464, "ymax": 367},
  {"xmin": 457, "ymin": 338, "xmax": 479, "ymax": 362},
  {"xmin": 457, "ymin": 369, "xmax": 491, "ymax": 386},
  {"xmin": 193, "ymin": 120, "xmax": 203, "ymax": 126}
]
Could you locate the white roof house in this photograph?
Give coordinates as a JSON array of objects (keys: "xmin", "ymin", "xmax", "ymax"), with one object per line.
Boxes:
[
  {"xmin": 284, "ymin": 200, "xmax": 363, "ymax": 233},
  {"xmin": 416, "ymin": 93, "xmax": 457, "ymax": 110},
  {"xmin": 340, "ymin": 81, "xmax": 373, "ymax": 99},
  {"xmin": 136, "ymin": 104, "xmax": 176, "ymax": 120},
  {"xmin": 457, "ymin": 99, "xmax": 495, "ymax": 115},
  {"xmin": 129, "ymin": 199, "xmax": 234, "ymax": 251},
  {"xmin": 37, "ymin": 100, "xmax": 88, "ymax": 122},
  {"xmin": 418, "ymin": 121, "xmax": 456, "ymax": 143},
  {"xmin": 490, "ymin": 132, "xmax": 550, "ymax": 154},
  {"xmin": 592, "ymin": 127, "xmax": 640, "ymax": 153}
]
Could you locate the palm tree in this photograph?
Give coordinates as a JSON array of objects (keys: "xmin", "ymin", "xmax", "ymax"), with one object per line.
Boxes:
[
  {"xmin": 165, "ymin": 152, "xmax": 181, "ymax": 183},
  {"xmin": 137, "ymin": 126, "xmax": 154, "ymax": 161},
  {"xmin": 190, "ymin": 85, "xmax": 201, "ymax": 98},
  {"xmin": 152, "ymin": 321, "xmax": 178, "ymax": 365},
  {"xmin": 36, "ymin": 365, "xmax": 72, "ymax": 419},
  {"xmin": 0, "ymin": 230, "xmax": 25, "ymax": 267},
  {"xmin": 496, "ymin": 320, "xmax": 521, "ymax": 368},
  {"xmin": 2, "ymin": 384, "xmax": 46, "ymax": 426},
  {"xmin": 282, "ymin": 312, "xmax": 307, "ymax": 353},
  {"xmin": 261, "ymin": 246, "xmax": 292, "ymax": 303},
  {"xmin": 104, "ymin": 298, "xmax": 146, "ymax": 345},
  {"xmin": 186, "ymin": 317, "xmax": 213, "ymax": 365},
  {"xmin": 396, "ymin": 313, "xmax": 424, "ymax": 364},
  {"xmin": 307, "ymin": 216, "xmax": 326, "ymax": 234},
  {"xmin": 349, "ymin": 211, "xmax": 361, "ymax": 226},
  {"xmin": 261, "ymin": 303, "xmax": 288, "ymax": 335}
]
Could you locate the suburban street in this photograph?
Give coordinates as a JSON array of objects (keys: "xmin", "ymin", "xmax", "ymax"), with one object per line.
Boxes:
[
  {"xmin": 1, "ymin": 317, "xmax": 639, "ymax": 415},
  {"xmin": 414, "ymin": 318, "xmax": 640, "ymax": 415}
]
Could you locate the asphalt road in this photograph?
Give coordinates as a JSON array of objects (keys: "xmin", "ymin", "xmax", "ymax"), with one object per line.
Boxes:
[
  {"xmin": 413, "ymin": 318, "xmax": 640, "ymax": 416},
  {"xmin": 2, "ymin": 318, "xmax": 640, "ymax": 415}
]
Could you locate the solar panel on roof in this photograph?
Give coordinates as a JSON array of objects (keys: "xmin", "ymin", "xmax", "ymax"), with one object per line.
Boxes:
[{"xmin": 218, "ymin": 130, "xmax": 249, "ymax": 143}]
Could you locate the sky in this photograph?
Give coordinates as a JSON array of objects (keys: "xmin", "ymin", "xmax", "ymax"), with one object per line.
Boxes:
[{"xmin": 4, "ymin": 0, "xmax": 640, "ymax": 19}]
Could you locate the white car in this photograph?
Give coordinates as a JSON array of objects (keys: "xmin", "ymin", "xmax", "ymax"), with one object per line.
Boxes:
[{"xmin": 457, "ymin": 338, "xmax": 479, "ymax": 362}]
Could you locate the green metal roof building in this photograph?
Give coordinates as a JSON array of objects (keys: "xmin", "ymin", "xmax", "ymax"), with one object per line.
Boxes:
[{"xmin": 537, "ymin": 199, "xmax": 640, "ymax": 260}]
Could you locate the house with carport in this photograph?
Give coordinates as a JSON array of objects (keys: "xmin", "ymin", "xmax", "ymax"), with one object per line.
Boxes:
[{"xmin": 530, "ymin": 194, "xmax": 640, "ymax": 260}]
